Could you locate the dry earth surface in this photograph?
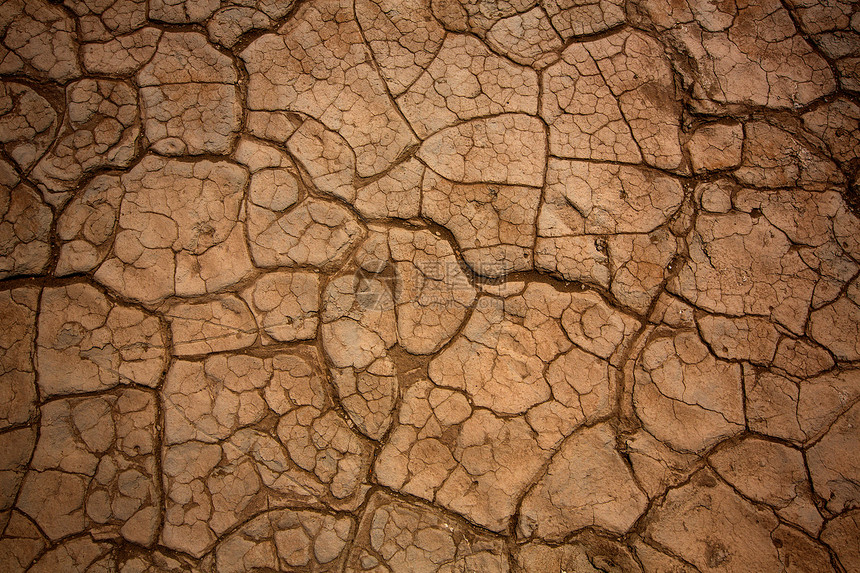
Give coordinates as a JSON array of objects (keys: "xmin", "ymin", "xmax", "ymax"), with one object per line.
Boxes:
[{"xmin": 1, "ymin": 0, "xmax": 860, "ymax": 571}]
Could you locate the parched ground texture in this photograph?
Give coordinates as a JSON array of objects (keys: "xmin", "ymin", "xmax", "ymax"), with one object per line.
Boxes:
[{"xmin": 1, "ymin": 0, "xmax": 860, "ymax": 571}]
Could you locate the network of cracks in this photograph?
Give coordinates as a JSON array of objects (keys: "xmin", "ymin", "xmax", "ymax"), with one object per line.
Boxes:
[{"xmin": 1, "ymin": 0, "xmax": 860, "ymax": 571}]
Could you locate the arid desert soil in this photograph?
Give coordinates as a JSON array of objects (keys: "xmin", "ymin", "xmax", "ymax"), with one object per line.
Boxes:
[{"xmin": 1, "ymin": 0, "xmax": 860, "ymax": 571}]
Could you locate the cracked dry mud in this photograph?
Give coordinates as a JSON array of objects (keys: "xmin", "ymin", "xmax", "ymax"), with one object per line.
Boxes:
[{"xmin": 0, "ymin": 0, "xmax": 859, "ymax": 572}]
